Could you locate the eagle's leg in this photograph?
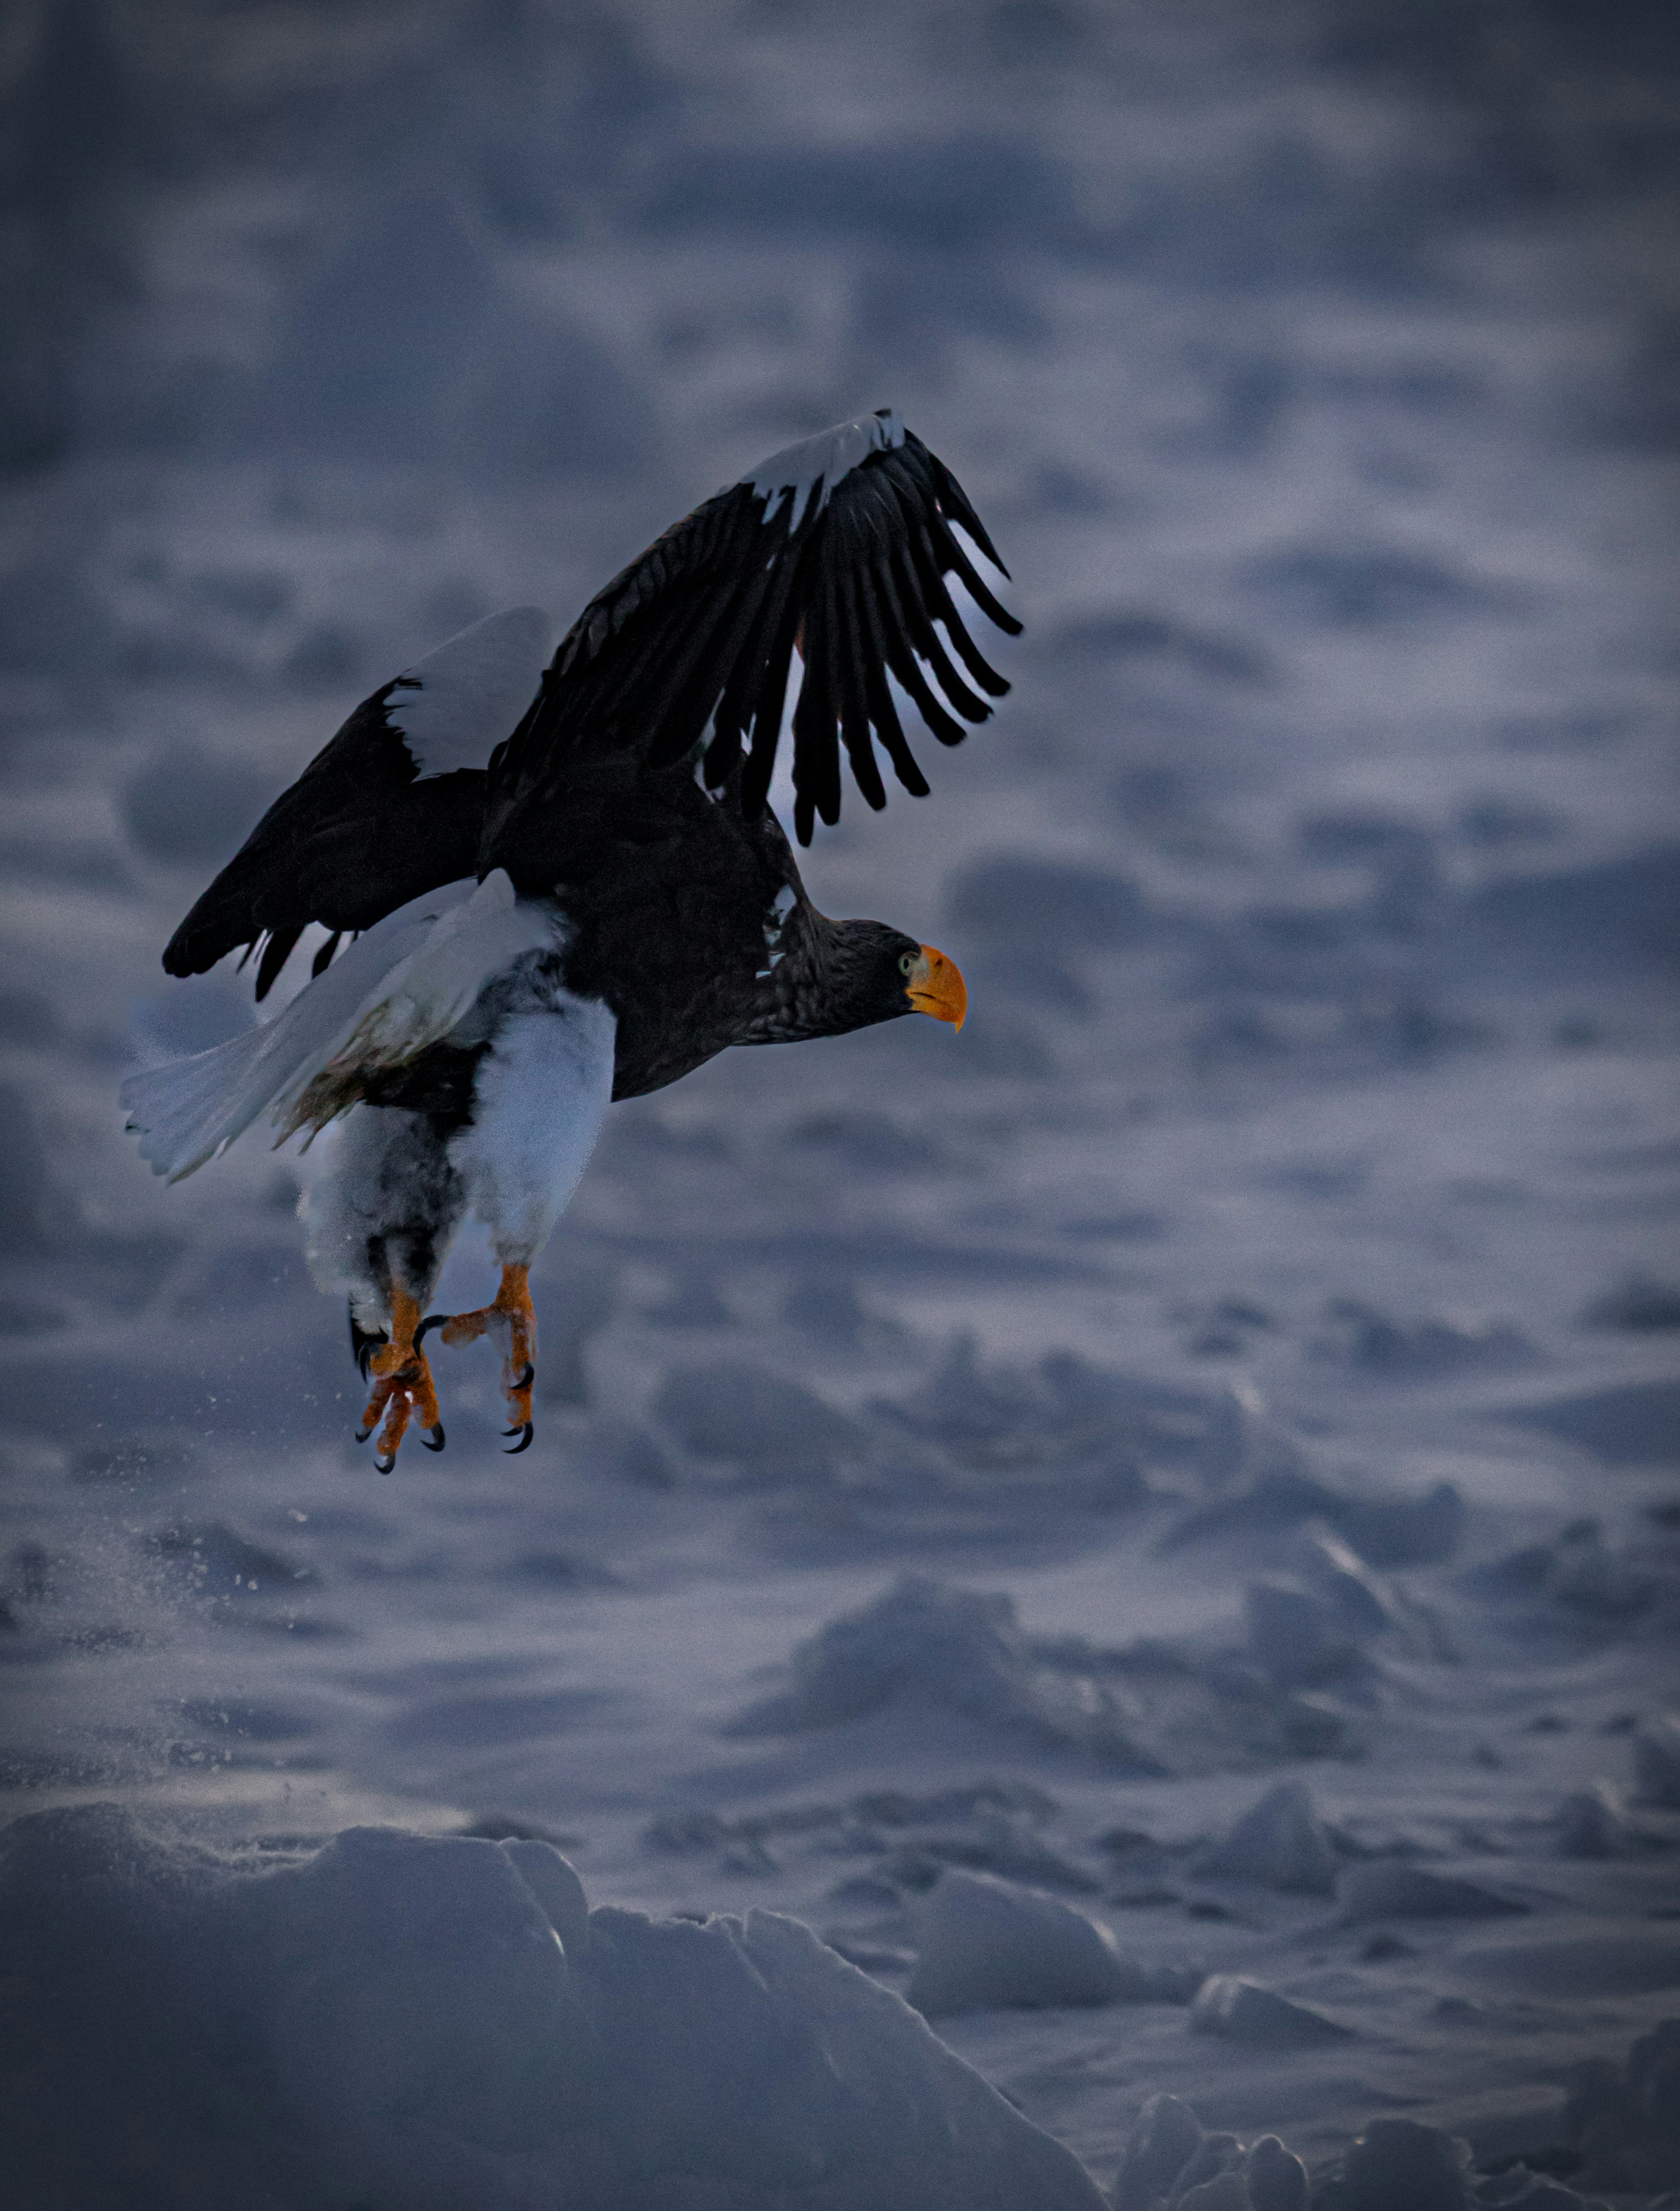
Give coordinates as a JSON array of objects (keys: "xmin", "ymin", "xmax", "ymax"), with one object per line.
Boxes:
[
  {"xmin": 424, "ymin": 990, "xmax": 618, "ymax": 1455},
  {"xmin": 300, "ymin": 1100, "xmax": 466, "ymax": 1469},
  {"xmin": 418, "ymin": 1264, "xmax": 536, "ymax": 1451},
  {"xmin": 356, "ymin": 1286, "xmax": 445, "ymax": 1472}
]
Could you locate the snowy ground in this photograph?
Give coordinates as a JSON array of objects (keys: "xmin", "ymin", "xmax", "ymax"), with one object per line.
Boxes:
[{"xmin": 1, "ymin": 2, "xmax": 1678, "ymax": 2204}]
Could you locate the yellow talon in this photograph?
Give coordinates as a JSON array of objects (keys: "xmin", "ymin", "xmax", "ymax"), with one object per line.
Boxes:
[
  {"xmin": 357, "ymin": 1287, "xmax": 444, "ymax": 1470},
  {"xmin": 419, "ymin": 1263, "xmax": 536, "ymax": 1448}
]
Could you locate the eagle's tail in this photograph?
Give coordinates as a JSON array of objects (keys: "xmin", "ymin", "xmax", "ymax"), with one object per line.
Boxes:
[{"xmin": 121, "ymin": 873, "xmax": 553, "ymax": 1182}]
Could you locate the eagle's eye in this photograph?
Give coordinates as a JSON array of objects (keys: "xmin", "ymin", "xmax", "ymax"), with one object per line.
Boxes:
[{"xmin": 899, "ymin": 952, "xmax": 916, "ymax": 976}]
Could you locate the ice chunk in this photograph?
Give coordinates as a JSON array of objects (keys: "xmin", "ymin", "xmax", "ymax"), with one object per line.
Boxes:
[
  {"xmin": 0, "ymin": 1806, "xmax": 1109, "ymax": 2210},
  {"xmin": 1542, "ymin": 1522, "xmax": 1655, "ymax": 1617},
  {"xmin": 1554, "ymin": 1781, "xmax": 1635, "ymax": 1859},
  {"xmin": 1634, "ymin": 1714, "xmax": 1680, "ymax": 1807},
  {"xmin": 577, "ymin": 1902, "xmax": 1108, "ymax": 2204},
  {"xmin": 1337, "ymin": 1862, "xmax": 1529, "ymax": 1922},
  {"xmin": 1298, "ymin": 1522, "xmax": 1407, "ymax": 1638},
  {"xmin": 1190, "ymin": 1778, "xmax": 1339, "ymax": 1895},
  {"xmin": 1189, "ymin": 1974, "xmax": 1353, "ymax": 2045},
  {"xmin": 1173, "ymin": 2132, "xmax": 1245, "ymax": 2197},
  {"xmin": 1112, "ymin": 2092, "xmax": 1206, "ymax": 2211},
  {"xmin": 906, "ymin": 1868, "xmax": 1148, "ymax": 2016},
  {"xmin": 1245, "ymin": 2134, "xmax": 1309, "ymax": 2211},
  {"xmin": 1330, "ymin": 2116, "xmax": 1477, "ymax": 2209},
  {"xmin": 499, "ymin": 1836, "xmax": 589, "ymax": 1952},
  {"xmin": 1562, "ymin": 2015, "xmax": 1680, "ymax": 2193}
]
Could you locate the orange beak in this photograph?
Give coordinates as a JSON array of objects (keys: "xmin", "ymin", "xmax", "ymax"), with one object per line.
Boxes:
[{"xmin": 905, "ymin": 943, "xmax": 967, "ymax": 1031}]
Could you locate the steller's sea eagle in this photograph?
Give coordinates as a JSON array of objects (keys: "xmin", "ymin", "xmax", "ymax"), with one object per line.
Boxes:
[{"xmin": 122, "ymin": 410, "xmax": 1018, "ymax": 1466}]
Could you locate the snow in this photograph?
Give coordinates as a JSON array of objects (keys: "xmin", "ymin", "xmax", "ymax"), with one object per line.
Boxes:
[{"xmin": 3, "ymin": 0, "xmax": 1680, "ymax": 2201}]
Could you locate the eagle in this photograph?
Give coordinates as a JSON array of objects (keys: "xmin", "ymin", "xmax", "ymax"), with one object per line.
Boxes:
[{"xmin": 122, "ymin": 410, "xmax": 1018, "ymax": 1468}]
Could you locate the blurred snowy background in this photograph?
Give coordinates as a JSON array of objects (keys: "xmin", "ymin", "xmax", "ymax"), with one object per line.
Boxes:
[{"xmin": 2, "ymin": 0, "xmax": 1679, "ymax": 2201}]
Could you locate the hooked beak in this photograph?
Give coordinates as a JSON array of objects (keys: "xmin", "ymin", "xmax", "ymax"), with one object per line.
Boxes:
[{"xmin": 905, "ymin": 944, "xmax": 967, "ymax": 1031}]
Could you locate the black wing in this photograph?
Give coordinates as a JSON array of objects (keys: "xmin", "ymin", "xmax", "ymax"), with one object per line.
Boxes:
[
  {"xmin": 162, "ymin": 608, "xmax": 552, "ymax": 997},
  {"xmin": 486, "ymin": 410, "xmax": 1020, "ymax": 849}
]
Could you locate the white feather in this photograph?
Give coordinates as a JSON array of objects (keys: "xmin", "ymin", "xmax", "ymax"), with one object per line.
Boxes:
[
  {"xmin": 387, "ymin": 606, "xmax": 553, "ymax": 780},
  {"xmin": 448, "ymin": 994, "xmax": 617, "ymax": 1265},
  {"xmin": 121, "ymin": 872, "xmax": 560, "ymax": 1182},
  {"xmin": 747, "ymin": 409, "xmax": 904, "ymax": 529}
]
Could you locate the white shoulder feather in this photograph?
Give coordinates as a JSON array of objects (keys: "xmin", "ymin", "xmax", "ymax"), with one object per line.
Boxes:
[
  {"xmin": 387, "ymin": 606, "xmax": 554, "ymax": 780},
  {"xmin": 746, "ymin": 409, "xmax": 904, "ymax": 532}
]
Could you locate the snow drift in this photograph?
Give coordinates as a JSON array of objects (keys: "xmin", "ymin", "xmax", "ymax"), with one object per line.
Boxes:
[{"xmin": 0, "ymin": 1804, "xmax": 1106, "ymax": 2211}]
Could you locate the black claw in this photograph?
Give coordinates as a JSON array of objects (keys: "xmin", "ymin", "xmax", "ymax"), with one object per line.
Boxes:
[
  {"xmin": 421, "ymin": 1423, "xmax": 446, "ymax": 1453},
  {"xmin": 415, "ymin": 1312, "xmax": 448, "ymax": 1346},
  {"xmin": 503, "ymin": 1422, "xmax": 535, "ymax": 1455},
  {"xmin": 513, "ymin": 1362, "xmax": 535, "ymax": 1389},
  {"xmin": 354, "ymin": 1424, "xmax": 373, "ymax": 1444},
  {"xmin": 374, "ymin": 1452, "xmax": 396, "ymax": 1474}
]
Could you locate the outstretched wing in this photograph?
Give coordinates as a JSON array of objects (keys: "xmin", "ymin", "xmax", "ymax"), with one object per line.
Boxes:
[
  {"xmin": 163, "ymin": 607, "xmax": 553, "ymax": 997},
  {"xmin": 486, "ymin": 410, "xmax": 1020, "ymax": 848}
]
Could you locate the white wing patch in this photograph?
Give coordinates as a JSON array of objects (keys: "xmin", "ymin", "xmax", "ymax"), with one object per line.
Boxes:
[
  {"xmin": 756, "ymin": 883, "xmax": 799, "ymax": 978},
  {"xmin": 388, "ymin": 606, "xmax": 554, "ymax": 781},
  {"xmin": 121, "ymin": 872, "xmax": 561, "ymax": 1182},
  {"xmin": 747, "ymin": 409, "xmax": 904, "ymax": 532}
]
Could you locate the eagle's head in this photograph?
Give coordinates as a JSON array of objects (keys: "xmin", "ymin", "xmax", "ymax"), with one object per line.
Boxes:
[{"xmin": 818, "ymin": 920, "xmax": 967, "ymax": 1038}]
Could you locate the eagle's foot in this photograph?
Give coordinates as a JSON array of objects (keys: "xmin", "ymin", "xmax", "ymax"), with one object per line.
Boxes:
[
  {"xmin": 355, "ymin": 1289, "xmax": 445, "ymax": 1472},
  {"xmin": 418, "ymin": 1263, "xmax": 536, "ymax": 1454}
]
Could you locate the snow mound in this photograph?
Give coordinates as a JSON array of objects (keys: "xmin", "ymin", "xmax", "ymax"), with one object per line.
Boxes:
[
  {"xmin": 1190, "ymin": 1778, "xmax": 1340, "ymax": 1895},
  {"xmin": 731, "ymin": 1575, "xmax": 1353, "ymax": 1772},
  {"xmin": 1581, "ymin": 1274, "xmax": 1680, "ymax": 1333},
  {"xmin": 906, "ymin": 1867, "xmax": 1154, "ymax": 2016},
  {"xmin": 1473, "ymin": 1517, "xmax": 1668, "ymax": 1626},
  {"xmin": 1337, "ymin": 1861, "xmax": 1530, "ymax": 1922},
  {"xmin": 643, "ymin": 1780, "xmax": 1093, "ymax": 1894},
  {"xmin": 0, "ymin": 1805, "xmax": 1108, "ymax": 2211},
  {"xmin": 1503, "ymin": 1378, "xmax": 1680, "ymax": 1467},
  {"xmin": 1312, "ymin": 1297, "xmax": 1537, "ymax": 1380},
  {"xmin": 730, "ymin": 1575, "xmax": 1166, "ymax": 1769},
  {"xmin": 1189, "ymin": 1974, "xmax": 1354, "ymax": 2046}
]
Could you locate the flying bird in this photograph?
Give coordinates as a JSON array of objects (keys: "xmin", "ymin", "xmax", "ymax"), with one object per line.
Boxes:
[{"xmin": 122, "ymin": 410, "xmax": 1018, "ymax": 1467}]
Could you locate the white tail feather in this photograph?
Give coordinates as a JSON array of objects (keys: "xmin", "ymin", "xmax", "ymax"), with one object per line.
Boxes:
[{"xmin": 121, "ymin": 873, "xmax": 558, "ymax": 1182}]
